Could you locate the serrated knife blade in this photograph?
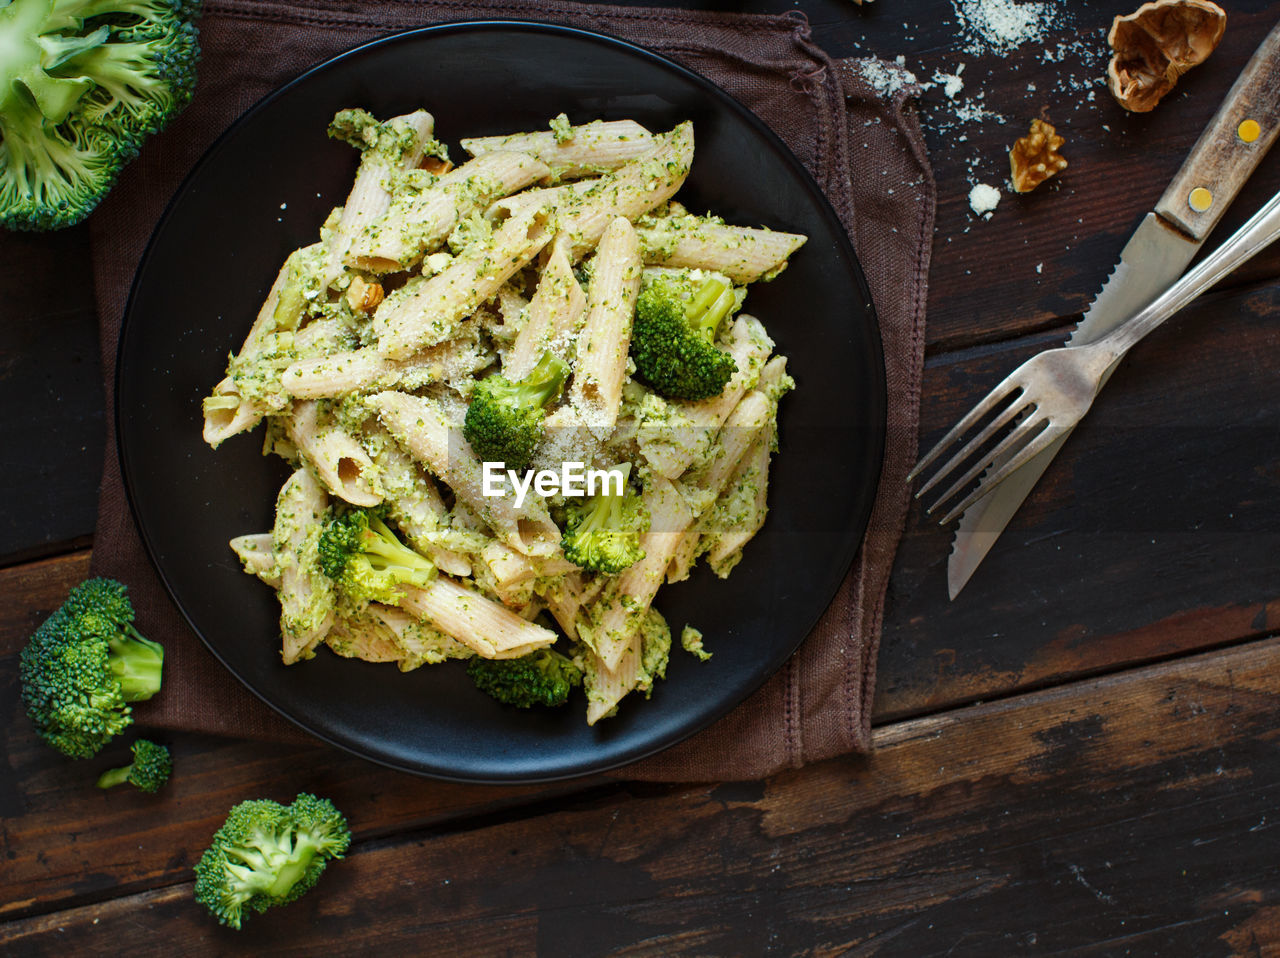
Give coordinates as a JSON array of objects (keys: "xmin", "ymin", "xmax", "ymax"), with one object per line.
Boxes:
[
  {"xmin": 946, "ymin": 18, "xmax": 1280, "ymax": 599},
  {"xmin": 947, "ymin": 215, "xmax": 1199, "ymax": 599}
]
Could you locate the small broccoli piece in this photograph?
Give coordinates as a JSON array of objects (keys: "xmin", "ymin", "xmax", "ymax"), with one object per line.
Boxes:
[
  {"xmin": 462, "ymin": 350, "xmax": 570, "ymax": 470},
  {"xmin": 0, "ymin": 0, "xmax": 201, "ymax": 231},
  {"xmin": 560, "ymin": 463, "xmax": 649, "ymax": 574},
  {"xmin": 96, "ymin": 737, "xmax": 172, "ymax": 792},
  {"xmin": 19, "ymin": 578, "xmax": 165, "ymax": 758},
  {"xmin": 317, "ymin": 507, "xmax": 435, "ymax": 608},
  {"xmin": 193, "ymin": 792, "xmax": 351, "ymax": 930},
  {"xmin": 631, "ymin": 275, "xmax": 739, "ymax": 400},
  {"xmin": 467, "ymin": 648, "xmax": 583, "ymax": 708}
]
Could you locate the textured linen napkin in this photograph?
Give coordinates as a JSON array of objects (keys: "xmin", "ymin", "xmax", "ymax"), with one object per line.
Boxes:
[{"xmin": 89, "ymin": 0, "xmax": 933, "ymax": 782}]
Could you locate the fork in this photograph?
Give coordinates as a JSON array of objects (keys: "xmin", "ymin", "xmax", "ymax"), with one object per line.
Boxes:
[{"xmin": 909, "ymin": 187, "xmax": 1280, "ymax": 524}]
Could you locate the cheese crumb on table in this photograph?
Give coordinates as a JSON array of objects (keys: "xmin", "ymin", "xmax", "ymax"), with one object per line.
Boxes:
[{"xmin": 968, "ymin": 183, "xmax": 1001, "ymax": 218}]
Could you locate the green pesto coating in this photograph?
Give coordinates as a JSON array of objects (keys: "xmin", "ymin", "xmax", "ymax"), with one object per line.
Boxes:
[
  {"xmin": 467, "ymin": 648, "xmax": 584, "ymax": 709},
  {"xmin": 462, "ymin": 350, "xmax": 569, "ymax": 471},
  {"xmin": 0, "ymin": 0, "xmax": 201, "ymax": 230},
  {"xmin": 193, "ymin": 793, "xmax": 351, "ymax": 930},
  {"xmin": 19, "ymin": 577, "xmax": 164, "ymax": 758},
  {"xmin": 96, "ymin": 737, "xmax": 172, "ymax": 792},
  {"xmin": 630, "ymin": 275, "xmax": 738, "ymax": 400}
]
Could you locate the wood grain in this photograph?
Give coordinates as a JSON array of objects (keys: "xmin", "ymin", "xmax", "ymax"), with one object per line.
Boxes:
[
  {"xmin": 6, "ymin": 637, "xmax": 1280, "ymax": 955},
  {"xmin": 878, "ymin": 279, "xmax": 1280, "ymax": 721}
]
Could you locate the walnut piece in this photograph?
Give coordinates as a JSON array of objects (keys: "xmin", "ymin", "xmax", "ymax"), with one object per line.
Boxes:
[
  {"xmin": 1107, "ymin": 0, "xmax": 1226, "ymax": 113},
  {"xmin": 346, "ymin": 276, "xmax": 384, "ymax": 313},
  {"xmin": 1010, "ymin": 120, "xmax": 1068, "ymax": 193}
]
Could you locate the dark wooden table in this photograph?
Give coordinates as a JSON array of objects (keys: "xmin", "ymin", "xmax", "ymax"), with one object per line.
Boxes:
[{"xmin": 6, "ymin": 1, "xmax": 1280, "ymax": 953}]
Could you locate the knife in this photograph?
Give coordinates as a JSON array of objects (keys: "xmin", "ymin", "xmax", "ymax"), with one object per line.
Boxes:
[{"xmin": 947, "ymin": 19, "xmax": 1280, "ymax": 600}]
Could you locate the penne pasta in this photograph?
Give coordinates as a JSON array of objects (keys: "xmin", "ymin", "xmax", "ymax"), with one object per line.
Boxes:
[
  {"xmin": 637, "ymin": 314, "xmax": 774, "ymax": 479},
  {"xmin": 555, "ymin": 122, "xmax": 694, "ymax": 261},
  {"xmin": 230, "ymin": 532, "xmax": 278, "ymax": 585},
  {"xmin": 462, "ymin": 118, "xmax": 655, "ymax": 179},
  {"xmin": 569, "ymin": 216, "xmax": 642, "ymax": 438},
  {"xmin": 285, "ymin": 400, "xmax": 382, "ymax": 507},
  {"xmin": 373, "ymin": 203, "xmax": 555, "ymax": 360},
  {"xmin": 637, "ymin": 220, "xmax": 807, "ymax": 284},
  {"xmin": 282, "ymin": 322, "xmax": 491, "ymax": 399},
  {"xmin": 350, "ymin": 151, "xmax": 552, "ymax": 271},
  {"xmin": 507, "ymin": 239, "xmax": 587, "ymax": 380},
  {"xmin": 271, "ymin": 467, "xmax": 335, "ymax": 665},
  {"xmin": 396, "ymin": 577, "xmax": 557, "ymax": 659},
  {"xmin": 366, "ymin": 390, "xmax": 562, "ymax": 557},
  {"xmin": 323, "ymin": 109, "xmax": 437, "ymax": 285},
  {"xmin": 577, "ymin": 475, "xmax": 693, "ymax": 671}
]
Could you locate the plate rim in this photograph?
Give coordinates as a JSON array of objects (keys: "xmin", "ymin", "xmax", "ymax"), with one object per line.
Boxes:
[{"xmin": 115, "ymin": 18, "xmax": 888, "ymax": 783}]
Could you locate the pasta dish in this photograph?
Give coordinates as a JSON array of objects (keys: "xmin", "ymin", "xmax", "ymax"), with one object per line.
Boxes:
[{"xmin": 200, "ymin": 109, "xmax": 804, "ymax": 724}]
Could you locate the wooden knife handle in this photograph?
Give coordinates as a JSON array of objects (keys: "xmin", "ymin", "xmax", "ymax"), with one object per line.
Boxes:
[{"xmin": 1155, "ymin": 17, "xmax": 1280, "ymax": 241}]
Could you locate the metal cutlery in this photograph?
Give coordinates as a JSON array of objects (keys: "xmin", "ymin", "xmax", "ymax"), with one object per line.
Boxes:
[{"xmin": 911, "ymin": 186, "xmax": 1280, "ymax": 523}]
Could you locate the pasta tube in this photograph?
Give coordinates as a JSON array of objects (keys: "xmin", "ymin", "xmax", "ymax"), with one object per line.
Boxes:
[{"xmin": 569, "ymin": 216, "xmax": 642, "ymax": 438}]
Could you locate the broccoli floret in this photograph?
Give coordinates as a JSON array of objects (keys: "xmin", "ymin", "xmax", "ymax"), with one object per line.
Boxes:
[
  {"xmin": 0, "ymin": 0, "xmax": 201, "ymax": 231},
  {"xmin": 462, "ymin": 350, "xmax": 569, "ymax": 470},
  {"xmin": 19, "ymin": 578, "xmax": 165, "ymax": 758},
  {"xmin": 467, "ymin": 648, "xmax": 583, "ymax": 708},
  {"xmin": 193, "ymin": 792, "xmax": 350, "ymax": 930},
  {"xmin": 631, "ymin": 275, "xmax": 738, "ymax": 400},
  {"xmin": 96, "ymin": 737, "xmax": 172, "ymax": 792},
  {"xmin": 560, "ymin": 463, "xmax": 649, "ymax": 574},
  {"xmin": 317, "ymin": 507, "xmax": 436, "ymax": 608}
]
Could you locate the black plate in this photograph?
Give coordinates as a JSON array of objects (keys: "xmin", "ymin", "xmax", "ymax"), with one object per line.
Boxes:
[{"xmin": 117, "ymin": 21, "xmax": 886, "ymax": 783}]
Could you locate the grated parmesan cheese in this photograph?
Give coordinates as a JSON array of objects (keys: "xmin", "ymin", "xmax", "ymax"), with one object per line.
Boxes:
[{"xmin": 952, "ymin": 0, "xmax": 1054, "ymax": 56}]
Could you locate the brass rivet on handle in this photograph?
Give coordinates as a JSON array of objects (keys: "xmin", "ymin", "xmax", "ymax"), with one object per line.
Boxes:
[
  {"xmin": 1238, "ymin": 119, "xmax": 1262, "ymax": 143},
  {"xmin": 1189, "ymin": 187, "xmax": 1214, "ymax": 212}
]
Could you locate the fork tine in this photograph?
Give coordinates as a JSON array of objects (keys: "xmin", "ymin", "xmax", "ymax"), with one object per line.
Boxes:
[
  {"xmin": 914, "ymin": 396, "xmax": 1028, "ymax": 501},
  {"xmin": 906, "ymin": 380, "xmax": 1023, "ymax": 483},
  {"xmin": 924, "ymin": 411, "xmax": 1048, "ymax": 516},
  {"xmin": 937, "ymin": 420, "xmax": 1065, "ymax": 524}
]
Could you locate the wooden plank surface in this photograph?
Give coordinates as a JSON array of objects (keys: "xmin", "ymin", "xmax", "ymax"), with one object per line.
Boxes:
[{"xmin": 6, "ymin": 636, "xmax": 1280, "ymax": 955}]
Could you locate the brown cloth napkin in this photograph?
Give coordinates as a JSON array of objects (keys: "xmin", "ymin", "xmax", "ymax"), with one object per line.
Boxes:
[{"xmin": 90, "ymin": 0, "xmax": 933, "ymax": 782}]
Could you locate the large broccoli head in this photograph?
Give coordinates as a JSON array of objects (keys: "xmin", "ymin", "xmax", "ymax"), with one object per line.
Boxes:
[
  {"xmin": 0, "ymin": 0, "xmax": 201, "ymax": 231},
  {"xmin": 630, "ymin": 275, "xmax": 738, "ymax": 400},
  {"xmin": 462, "ymin": 350, "xmax": 569, "ymax": 471},
  {"xmin": 18, "ymin": 577, "xmax": 164, "ymax": 758},
  {"xmin": 193, "ymin": 792, "xmax": 351, "ymax": 930},
  {"xmin": 317, "ymin": 506, "xmax": 436, "ymax": 608},
  {"xmin": 560, "ymin": 463, "xmax": 648, "ymax": 575},
  {"xmin": 466, "ymin": 648, "xmax": 583, "ymax": 709}
]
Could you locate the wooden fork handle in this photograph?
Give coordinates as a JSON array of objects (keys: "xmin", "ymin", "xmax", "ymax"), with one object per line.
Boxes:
[{"xmin": 1156, "ymin": 17, "xmax": 1280, "ymax": 241}]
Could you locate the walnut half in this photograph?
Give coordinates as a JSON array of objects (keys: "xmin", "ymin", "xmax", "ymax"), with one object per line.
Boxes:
[
  {"xmin": 1107, "ymin": 0, "xmax": 1226, "ymax": 113},
  {"xmin": 1010, "ymin": 120, "xmax": 1068, "ymax": 193}
]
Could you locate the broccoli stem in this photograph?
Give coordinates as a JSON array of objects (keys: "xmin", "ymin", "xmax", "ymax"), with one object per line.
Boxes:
[
  {"xmin": 362, "ymin": 517, "xmax": 435, "ymax": 574},
  {"xmin": 95, "ymin": 765, "xmax": 133, "ymax": 788},
  {"xmin": 107, "ymin": 625, "xmax": 164, "ymax": 701},
  {"xmin": 687, "ymin": 278, "xmax": 734, "ymax": 343},
  {"xmin": 518, "ymin": 350, "xmax": 570, "ymax": 407}
]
